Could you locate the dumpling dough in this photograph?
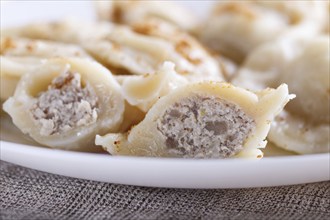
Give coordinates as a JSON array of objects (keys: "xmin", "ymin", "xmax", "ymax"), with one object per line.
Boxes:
[
  {"xmin": 0, "ymin": 37, "xmax": 90, "ymax": 100},
  {"xmin": 234, "ymin": 36, "xmax": 330, "ymax": 154},
  {"xmin": 199, "ymin": 1, "xmax": 327, "ymax": 63},
  {"xmin": 1, "ymin": 37, "xmax": 89, "ymax": 58},
  {"xmin": 119, "ymin": 61, "xmax": 188, "ymax": 112},
  {"xmin": 3, "ymin": 58, "xmax": 125, "ymax": 151},
  {"xmin": 96, "ymin": 82, "xmax": 292, "ymax": 159},
  {"xmin": 268, "ymin": 112, "xmax": 329, "ymax": 154},
  {"xmin": 95, "ymin": 0, "xmax": 197, "ymax": 31},
  {"xmin": 3, "ymin": 19, "xmax": 223, "ymax": 81}
]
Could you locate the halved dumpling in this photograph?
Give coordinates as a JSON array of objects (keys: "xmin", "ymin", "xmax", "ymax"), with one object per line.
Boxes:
[
  {"xmin": 96, "ymin": 82, "xmax": 292, "ymax": 158},
  {"xmin": 0, "ymin": 37, "xmax": 90, "ymax": 100},
  {"xmin": 95, "ymin": 0, "xmax": 197, "ymax": 31},
  {"xmin": 3, "ymin": 58, "xmax": 125, "ymax": 151}
]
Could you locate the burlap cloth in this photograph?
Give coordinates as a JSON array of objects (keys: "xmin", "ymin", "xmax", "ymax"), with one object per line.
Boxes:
[{"xmin": 0, "ymin": 161, "xmax": 329, "ymax": 220}]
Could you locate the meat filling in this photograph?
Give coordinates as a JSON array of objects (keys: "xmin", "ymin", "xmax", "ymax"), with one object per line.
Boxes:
[
  {"xmin": 157, "ymin": 95, "xmax": 255, "ymax": 158},
  {"xmin": 31, "ymin": 71, "xmax": 98, "ymax": 136}
]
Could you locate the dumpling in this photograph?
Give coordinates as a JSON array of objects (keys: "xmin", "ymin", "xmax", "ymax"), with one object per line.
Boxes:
[
  {"xmin": 129, "ymin": 18, "xmax": 223, "ymax": 80},
  {"xmin": 3, "ymin": 58, "xmax": 125, "ymax": 151},
  {"xmin": 1, "ymin": 37, "xmax": 89, "ymax": 58},
  {"xmin": 254, "ymin": 1, "xmax": 327, "ymax": 34},
  {"xmin": 96, "ymin": 82, "xmax": 292, "ymax": 158},
  {"xmin": 94, "ymin": 0, "xmax": 197, "ymax": 31},
  {"xmin": 199, "ymin": 1, "xmax": 327, "ymax": 63},
  {"xmin": 3, "ymin": 19, "xmax": 223, "ymax": 81},
  {"xmin": 85, "ymin": 18, "xmax": 222, "ymax": 80},
  {"xmin": 268, "ymin": 112, "xmax": 329, "ymax": 154},
  {"xmin": 282, "ymin": 38, "xmax": 329, "ymax": 123},
  {"xmin": 232, "ymin": 36, "xmax": 307, "ymax": 90},
  {"xmin": 234, "ymin": 36, "xmax": 330, "ymax": 154},
  {"xmin": 199, "ymin": 1, "xmax": 286, "ymax": 63},
  {"xmin": 268, "ymin": 37, "xmax": 330, "ymax": 154},
  {"xmin": 0, "ymin": 37, "xmax": 90, "ymax": 100}
]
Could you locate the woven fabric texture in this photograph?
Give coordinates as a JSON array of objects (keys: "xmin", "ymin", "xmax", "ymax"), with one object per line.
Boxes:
[{"xmin": 0, "ymin": 161, "xmax": 329, "ymax": 220}]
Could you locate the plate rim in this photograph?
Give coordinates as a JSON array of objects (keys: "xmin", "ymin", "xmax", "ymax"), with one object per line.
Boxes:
[
  {"xmin": 1, "ymin": 140, "xmax": 329, "ymax": 189},
  {"xmin": 1, "ymin": 140, "xmax": 329, "ymax": 162}
]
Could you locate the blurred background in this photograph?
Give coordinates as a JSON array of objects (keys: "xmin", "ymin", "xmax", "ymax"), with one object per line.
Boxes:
[{"xmin": 0, "ymin": 0, "xmax": 217, "ymax": 28}]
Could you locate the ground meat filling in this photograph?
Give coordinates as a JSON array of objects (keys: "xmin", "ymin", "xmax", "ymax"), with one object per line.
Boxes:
[
  {"xmin": 31, "ymin": 71, "xmax": 98, "ymax": 136},
  {"xmin": 157, "ymin": 95, "xmax": 256, "ymax": 158}
]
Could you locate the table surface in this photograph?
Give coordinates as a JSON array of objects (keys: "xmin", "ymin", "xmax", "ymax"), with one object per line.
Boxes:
[{"xmin": 1, "ymin": 161, "xmax": 329, "ymax": 220}]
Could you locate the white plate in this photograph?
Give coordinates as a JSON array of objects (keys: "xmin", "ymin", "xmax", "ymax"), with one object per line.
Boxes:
[
  {"xmin": 4, "ymin": 112, "xmax": 329, "ymax": 189},
  {"xmin": 1, "ymin": 1, "xmax": 329, "ymax": 189},
  {"xmin": 1, "ymin": 140, "xmax": 329, "ymax": 189}
]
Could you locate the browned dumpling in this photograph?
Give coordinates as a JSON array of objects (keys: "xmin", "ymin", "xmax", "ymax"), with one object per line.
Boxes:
[{"xmin": 3, "ymin": 19, "xmax": 224, "ymax": 81}]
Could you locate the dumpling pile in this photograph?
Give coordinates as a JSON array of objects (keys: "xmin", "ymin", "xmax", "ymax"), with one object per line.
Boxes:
[{"xmin": 2, "ymin": 0, "xmax": 328, "ymax": 158}]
